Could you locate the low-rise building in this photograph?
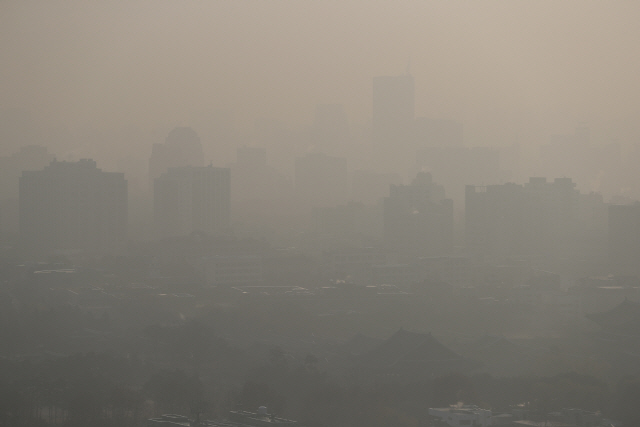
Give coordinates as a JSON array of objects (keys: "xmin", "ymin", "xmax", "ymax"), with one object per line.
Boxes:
[
  {"xmin": 148, "ymin": 407, "xmax": 299, "ymax": 427},
  {"xmin": 428, "ymin": 405, "xmax": 492, "ymax": 427}
]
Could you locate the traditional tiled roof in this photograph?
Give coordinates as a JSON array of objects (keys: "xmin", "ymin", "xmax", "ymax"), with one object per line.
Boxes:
[
  {"xmin": 359, "ymin": 328, "xmax": 463, "ymax": 367},
  {"xmin": 586, "ymin": 298, "xmax": 640, "ymax": 333}
]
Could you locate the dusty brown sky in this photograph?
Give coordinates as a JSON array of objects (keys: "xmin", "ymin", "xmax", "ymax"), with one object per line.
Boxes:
[{"xmin": 2, "ymin": 1, "xmax": 640, "ymax": 149}]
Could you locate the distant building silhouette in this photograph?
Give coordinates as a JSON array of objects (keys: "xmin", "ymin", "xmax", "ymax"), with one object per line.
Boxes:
[
  {"xmin": 351, "ymin": 170, "xmax": 401, "ymax": 205},
  {"xmin": 154, "ymin": 165, "xmax": 230, "ymax": 238},
  {"xmin": 19, "ymin": 159, "xmax": 127, "ymax": 254},
  {"xmin": 372, "ymin": 74, "xmax": 415, "ymax": 142},
  {"xmin": 372, "ymin": 74, "xmax": 415, "ymax": 171},
  {"xmin": 311, "ymin": 103, "xmax": 350, "ymax": 155},
  {"xmin": 148, "ymin": 127, "xmax": 204, "ymax": 185},
  {"xmin": 383, "ymin": 172, "xmax": 454, "ymax": 256},
  {"xmin": 313, "ymin": 201, "xmax": 383, "ymax": 240},
  {"xmin": 412, "ymin": 117, "xmax": 464, "ymax": 147},
  {"xmin": 466, "ymin": 177, "xmax": 580, "ymax": 258},
  {"xmin": 230, "ymin": 146, "xmax": 292, "ymax": 202},
  {"xmin": 608, "ymin": 204, "xmax": 640, "ymax": 276},
  {"xmin": 295, "ymin": 153, "xmax": 348, "ymax": 208},
  {"xmin": 416, "ymin": 146, "xmax": 501, "ymax": 204},
  {"xmin": 539, "ymin": 125, "xmax": 622, "ymax": 196},
  {"xmin": 0, "ymin": 145, "xmax": 54, "ymax": 233}
]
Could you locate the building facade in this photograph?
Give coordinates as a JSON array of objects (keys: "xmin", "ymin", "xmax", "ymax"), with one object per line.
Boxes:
[
  {"xmin": 383, "ymin": 172, "xmax": 454, "ymax": 256},
  {"xmin": 608, "ymin": 204, "xmax": 640, "ymax": 276},
  {"xmin": 465, "ymin": 177, "xmax": 580, "ymax": 258},
  {"xmin": 19, "ymin": 159, "xmax": 127, "ymax": 254},
  {"xmin": 148, "ymin": 127, "xmax": 205, "ymax": 185},
  {"xmin": 154, "ymin": 166, "xmax": 230, "ymax": 238}
]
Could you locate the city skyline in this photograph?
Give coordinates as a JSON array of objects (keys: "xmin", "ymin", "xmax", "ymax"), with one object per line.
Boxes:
[{"xmin": 2, "ymin": 3, "xmax": 640, "ymax": 426}]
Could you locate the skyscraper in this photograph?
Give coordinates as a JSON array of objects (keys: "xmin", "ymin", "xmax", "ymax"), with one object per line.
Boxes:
[
  {"xmin": 465, "ymin": 177, "xmax": 580, "ymax": 257},
  {"xmin": 383, "ymin": 172, "xmax": 453, "ymax": 256},
  {"xmin": 0, "ymin": 145, "xmax": 54, "ymax": 233},
  {"xmin": 149, "ymin": 127, "xmax": 205, "ymax": 185},
  {"xmin": 372, "ymin": 74, "xmax": 415, "ymax": 172},
  {"xmin": 608, "ymin": 204, "xmax": 640, "ymax": 276},
  {"xmin": 231, "ymin": 146, "xmax": 292, "ymax": 202},
  {"xmin": 311, "ymin": 103, "xmax": 350, "ymax": 155},
  {"xmin": 154, "ymin": 166, "xmax": 230, "ymax": 238},
  {"xmin": 19, "ymin": 159, "xmax": 127, "ymax": 254},
  {"xmin": 372, "ymin": 74, "xmax": 415, "ymax": 140}
]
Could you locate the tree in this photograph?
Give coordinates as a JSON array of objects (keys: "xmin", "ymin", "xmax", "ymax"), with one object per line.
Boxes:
[{"xmin": 143, "ymin": 370, "xmax": 204, "ymax": 416}]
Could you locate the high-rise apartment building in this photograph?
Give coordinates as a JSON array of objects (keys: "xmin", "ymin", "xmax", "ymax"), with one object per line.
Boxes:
[
  {"xmin": 231, "ymin": 146, "xmax": 292, "ymax": 202},
  {"xmin": 608, "ymin": 204, "xmax": 640, "ymax": 276},
  {"xmin": 383, "ymin": 172, "xmax": 454, "ymax": 256},
  {"xmin": 465, "ymin": 177, "xmax": 579, "ymax": 257},
  {"xmin": 311, "ymin": 103, "xmax": 350, "ymax": 155},
  {"xmin": 416, "ymin": 146, "xmax": 501, "ymax": 204},
  {"xmin": 149, "ymin": 127, "xmax": 204, "ymax": 184},
  {"xmin": 154, "ymin": 166, "xmax": 230, "ymax": 238},
  {"xmin": 0, "ymin": 145, "xmax": 54, "ymax": 233},
  {"xmin": 372, "ymin": 74, "xmax": 415, "ymax": 172},
  {"xmin": 19, "ymin": 159, "xmax": 127, "ymax": 254},
  {"xmin": 372, "ymin": 74, "xmax": 415, "ymax": 143}
]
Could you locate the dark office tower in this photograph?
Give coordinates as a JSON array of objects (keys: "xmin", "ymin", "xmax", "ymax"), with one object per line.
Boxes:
[
  {"xmin": 372, "ymin": 74, "xmax": 415, "ymax": 171},
  {"xmin": 608, "ymin": 204, "xmax": 640, "ymax": 276},
  {"xmin": 154, "ymin": 166, "xmax": 230, "ymax": 239},
  {"xmin": 295, "ymin": 153, "xmax": 348, "ymax": 208},
  {"xmin": 311, "ymin": 104, "xmax": 349, "ymax": 154},
  {"xmin": 148, "ymin": 127, "xmax": 204, "ymax": 184},
  {"xmin": 19, "ymin": 159, "xmax": 127, "ymax": 255},
  {"xmin": 383, "ymin": 172, "xmax": 453, "ymax": 256}
]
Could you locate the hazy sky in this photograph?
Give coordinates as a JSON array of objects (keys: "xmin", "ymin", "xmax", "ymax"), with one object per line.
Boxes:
[{"xmin": 2, "ymin": 1, "xmax": 640, "ymax": 149}]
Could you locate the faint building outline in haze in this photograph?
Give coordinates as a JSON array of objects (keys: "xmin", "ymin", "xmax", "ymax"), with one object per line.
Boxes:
[
  {"xmin": 19, "ymin": 159, "xmax": 127, "ymax": 255},
  {"xmin": 465, "ymin": 177, "xmax": 583, "ymax": 258},
  {"xmin": 0, "ymin": 145, "xmax": 54, "ymax": 233},
  {"xmin": 372, "ymin": 73, "xmax": 415, "ymax": 172},
  {"xmin": 148, "ymin": 126, "xmax": 205, "ymax": 186},
  {"xmin": 153, "ymin": 165, "xmax": 230, "ymax": 239},
  {"xmin": 230, "ymin": 146, "xmax": 292, "ymax": 202},
  {"xmin": 383, "ymin": 172, "xmax": 454, "ymax": 256},
  {"xmin": 311, "ymin": 104, "xmax": 350, "ymax": 156}
]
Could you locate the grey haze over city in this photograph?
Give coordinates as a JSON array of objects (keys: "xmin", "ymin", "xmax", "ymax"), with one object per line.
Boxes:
[{"xmin": 2, "ymin": 2, "xmax": 640, "ymax": 427}]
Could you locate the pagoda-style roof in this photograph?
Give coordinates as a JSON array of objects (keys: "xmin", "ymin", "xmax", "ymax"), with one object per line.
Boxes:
[
  {"xmin": 586, "ymin": 298, "xmax": 640, "ymax": 334},
  {"xmin": 359, "ymin": 328, "xmax": 463, "ymax": 367}
]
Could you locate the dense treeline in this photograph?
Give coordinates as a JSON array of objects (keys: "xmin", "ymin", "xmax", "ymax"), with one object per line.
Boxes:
[
  {"xmin": 2, "ymin": 348, "xmax": 639, "ymax": 427},
  {"xmin": 0, "ymin": 262, "xmax": 636, "ymax": 426},
  {"xmin": 0, "ymin": 353, "xmax": 206, "ymax": 427}
]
